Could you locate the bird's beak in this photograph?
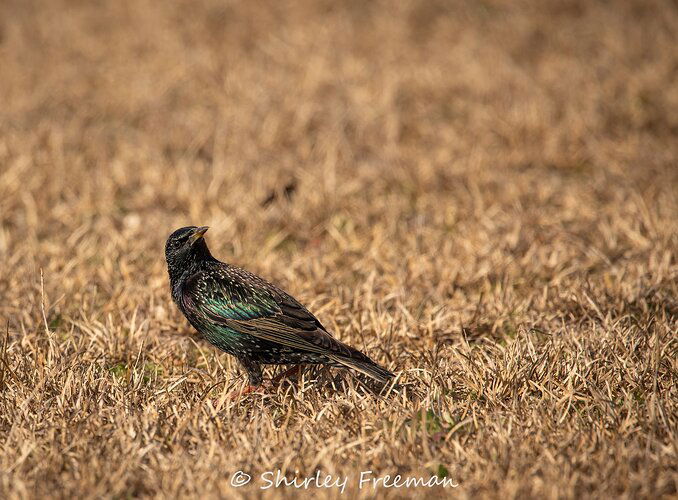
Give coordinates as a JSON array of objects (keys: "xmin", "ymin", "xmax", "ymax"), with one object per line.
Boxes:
[{"xmin": 189, "ymin": 226, "xmax": 209, "ymax": 244}]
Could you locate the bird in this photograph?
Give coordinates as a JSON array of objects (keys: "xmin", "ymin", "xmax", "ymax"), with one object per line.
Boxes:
[{"xmin": 165, "ymin": 225, "xmax": 396, "ymax": 393}]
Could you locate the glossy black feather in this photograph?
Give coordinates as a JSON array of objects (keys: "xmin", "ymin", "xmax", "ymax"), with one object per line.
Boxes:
[{"xmin": 165, "ymin": 226, "xmax": 396, "ymax": 387}]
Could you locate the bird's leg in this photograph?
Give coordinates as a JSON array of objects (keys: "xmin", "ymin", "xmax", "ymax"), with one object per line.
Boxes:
[
  {"xmin": 239, "ymin": 357, "xmax": 263, "ymax": 386},
  {"xmin": 230, "ymin": 358, "xmax": 263, "ymax": 399},
  {"xmin": 271, "ymin": 365, "xmax": 303, "ymax": 386}
]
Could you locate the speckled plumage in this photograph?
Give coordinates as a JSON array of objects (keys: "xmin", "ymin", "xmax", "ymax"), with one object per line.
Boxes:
[{"xmin": 165, "ymin": 226, "xmax": 395, "ymax": 387}]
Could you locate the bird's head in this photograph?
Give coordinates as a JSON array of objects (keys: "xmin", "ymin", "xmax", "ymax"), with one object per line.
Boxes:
[{"xmin": 165, "ymin": 226, "xmax": 211, "ymax": 277}]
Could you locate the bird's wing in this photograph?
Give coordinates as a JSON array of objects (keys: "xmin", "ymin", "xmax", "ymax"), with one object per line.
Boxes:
[{"xmin": 182, "ymin": 266, "xmax": 354, "ymax": 357}]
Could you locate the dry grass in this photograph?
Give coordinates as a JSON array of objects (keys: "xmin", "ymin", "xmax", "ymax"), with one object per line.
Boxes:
[{"xmin": 1, "ymin": 0, "xmax": 677, "ymax": 498}]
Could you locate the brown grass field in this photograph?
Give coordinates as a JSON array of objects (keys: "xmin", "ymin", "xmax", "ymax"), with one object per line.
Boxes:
[{"xmin": 1, "ymin": 0, "xmax": 677, "ymax": 498}]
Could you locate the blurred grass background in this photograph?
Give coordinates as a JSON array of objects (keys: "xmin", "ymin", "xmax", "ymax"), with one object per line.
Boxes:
[{"xmin": 0, "ymin": 0, "xmax": 676, "ymax": 498}]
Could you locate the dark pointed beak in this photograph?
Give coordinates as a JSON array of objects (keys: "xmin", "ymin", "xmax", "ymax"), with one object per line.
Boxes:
[{"xmin": 189, "ymin": 226, "xmax": 209, "ymax": 244}]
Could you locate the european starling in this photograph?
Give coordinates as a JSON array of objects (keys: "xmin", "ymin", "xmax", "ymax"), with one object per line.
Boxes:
[{"xmin": 165, "ymin": 226, "xmax": 395, "ymax": 389}]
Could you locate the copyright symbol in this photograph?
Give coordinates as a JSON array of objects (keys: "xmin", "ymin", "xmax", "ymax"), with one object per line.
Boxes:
[{"xmin": 230, "ymin": 470, "xmax": 251, "ymax": 487}]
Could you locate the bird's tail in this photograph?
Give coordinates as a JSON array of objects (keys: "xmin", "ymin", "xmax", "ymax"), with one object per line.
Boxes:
[{"xmin": 329, "ymin": 352, "xmax": 396, "ymax": 385}]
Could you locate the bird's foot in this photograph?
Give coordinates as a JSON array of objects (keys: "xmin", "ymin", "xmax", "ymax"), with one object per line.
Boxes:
[
  {"xmin": 229, "ymin": 384, "xmax": 262, "ymax": 400},
  {"xmin": 270, "ymin": 366, "xmax": 303, "ymax": 386},
  {"xmin": 229, "ymin": 366, "xmax": 304, "ymax": 399}
]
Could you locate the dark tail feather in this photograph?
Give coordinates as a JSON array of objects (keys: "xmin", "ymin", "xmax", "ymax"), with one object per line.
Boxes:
[{"xmin": 329, "ymin": 353, "xmax": 396, "ymax": 385}]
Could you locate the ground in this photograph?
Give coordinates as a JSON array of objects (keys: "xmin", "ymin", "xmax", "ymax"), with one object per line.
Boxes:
[{"xmin": 0, "ymin": 0, "xmax": 676, "ymax": 498}]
